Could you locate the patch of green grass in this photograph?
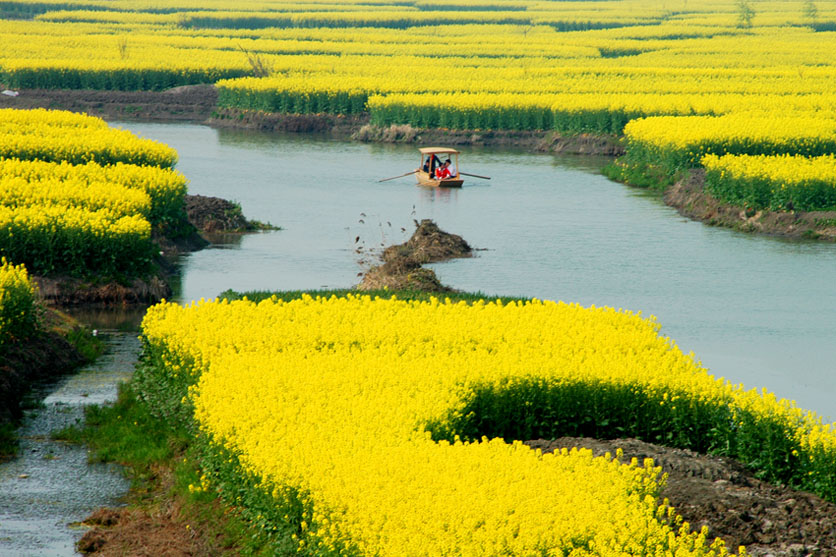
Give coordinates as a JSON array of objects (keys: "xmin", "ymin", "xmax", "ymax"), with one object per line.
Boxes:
[
  {"xmin": 64, "ymin": 327, "xmax": 105, "ymax": 363},
  {"xmin": 53, "ymin": 383, "xmax": 184, "ymax": 481},
  {"xmin": 603, "ymin": 159, "xmax": 681, "ymax": 189},
  {"xmin": 54, "ymin": 381, "xmax": 275, "ymax": 554},
  {"xmin": 0, "ymin": 423, "xmax": 17, "ymax": 461},
  {"xmin": 219, "ymin": 288, "xmax": 531, "ymax": 305}
]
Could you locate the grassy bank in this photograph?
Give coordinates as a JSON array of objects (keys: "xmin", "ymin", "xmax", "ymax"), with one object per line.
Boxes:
[{"xmin": 54, "ymin": 382, "xmax": 276, "ymax": 556}]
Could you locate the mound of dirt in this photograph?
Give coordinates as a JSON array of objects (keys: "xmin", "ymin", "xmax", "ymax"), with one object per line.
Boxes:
[
  {"xmin": 665, "ymin": 170, "xmax": 836, "ymax": 242},
  {"xmin": 185, "ymin": 194, "xmax": 260, "ymax": 233},
  {"xmin": 527, "ymin": 437, "xmax": 836, "ymax": 556},
  {"xmin": 0, "ymin": 329, "xmax": 86, "ymax": 439},
  {"xmin": 358, "ymin": 219, "xmax": 471, "ymax": 292},
  {"xmin": 382, "ymin": 219, "xmax": 472, "ymax": 264}
]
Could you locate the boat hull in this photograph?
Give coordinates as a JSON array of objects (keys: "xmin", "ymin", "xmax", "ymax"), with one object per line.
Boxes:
[{"xmin": 416, "ymin": 171, "xmax": 463, "ymax": 188}]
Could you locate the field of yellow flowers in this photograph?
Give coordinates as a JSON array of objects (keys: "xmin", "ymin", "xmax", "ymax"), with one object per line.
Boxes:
[
  {"xmin": 0, "ymin": 108, "xmax": 185, "ymax": 277},
  {"xmin": 136, "ymin": 293, "xmax": 836, "ymax": 555}
]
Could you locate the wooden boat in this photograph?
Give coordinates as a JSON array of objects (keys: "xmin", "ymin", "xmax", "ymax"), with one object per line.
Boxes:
[{"xmin": 416, "ymin": 147, "xmax": 464, "ymax": 188}]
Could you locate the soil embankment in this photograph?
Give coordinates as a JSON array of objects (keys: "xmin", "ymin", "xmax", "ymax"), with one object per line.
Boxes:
[
  {"xmin": 665, "ymin": 170, "xmax": 836, "ymax": 242},
  {"xmin": 0, "ymin": 331, "xmax": 86, "ymax": 427},
  {"xmin": 358, "ymin": 219, "xmax": 472, "ymax": 291},
  {"xmin": 31, "ymin": 194, "xmax": 269, "ymax": 307}
]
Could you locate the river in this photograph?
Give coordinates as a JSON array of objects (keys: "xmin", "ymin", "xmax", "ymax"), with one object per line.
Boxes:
[
  {"xmin": 128, "ymin": 122, "xmax": 834, "ymax": 422},
  {"xmin": 0, "ymin": 121, "xmax": 834, "ymax": 555}
]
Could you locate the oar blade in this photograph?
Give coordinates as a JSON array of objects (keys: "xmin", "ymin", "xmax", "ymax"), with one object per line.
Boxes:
[{"xmin": 378, "ymin": 170, "xmax": 418, "ymax": 182}]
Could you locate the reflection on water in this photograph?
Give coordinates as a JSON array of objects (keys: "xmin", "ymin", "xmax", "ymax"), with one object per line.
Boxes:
[
  {"xmin": 114, "ymin": 122, "xmax": 836, "ymax": 422},
  {"xmin": 62, "ymin": 306, "xmax": 147, "ymax": 331}
]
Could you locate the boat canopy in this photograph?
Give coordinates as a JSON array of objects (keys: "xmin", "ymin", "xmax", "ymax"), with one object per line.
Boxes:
[{"xmin": 419, "ymin": 147, "xmax": 460, "ymax": 155}]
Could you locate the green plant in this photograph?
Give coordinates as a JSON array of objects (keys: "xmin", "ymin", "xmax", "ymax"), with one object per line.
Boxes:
[{"xmin": 736, "ymin": 0, "xmax": 755, "ymax": 28}]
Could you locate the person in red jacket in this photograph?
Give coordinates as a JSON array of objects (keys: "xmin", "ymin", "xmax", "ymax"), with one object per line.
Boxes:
[{"xmin": 435, "ymin": 160, "xmax": 452, "ymax": 179}]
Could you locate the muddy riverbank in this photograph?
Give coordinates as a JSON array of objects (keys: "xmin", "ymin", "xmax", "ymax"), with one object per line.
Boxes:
[
  {"xmin": 30, "ymin": 193, "xmax": 273, "ymax": 307},
  {"xmin": 664, "ymin": 170, "xmax": 836, "ymax": 242}
]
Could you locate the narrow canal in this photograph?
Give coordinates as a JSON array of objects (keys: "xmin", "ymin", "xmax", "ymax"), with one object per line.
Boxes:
[{"xmin": 0, "ymin": 332, "xmax": 138, "ymax": 556}]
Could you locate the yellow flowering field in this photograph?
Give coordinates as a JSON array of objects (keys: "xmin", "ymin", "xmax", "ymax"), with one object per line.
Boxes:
[
  {"xmin": 0, "ymin": 108, "xmax": 177, "ymax": 167},
  {"xmin": 0, "ymin": 109, "xmax": 184, "ymax": 276},
  {"xmin": 616, "ymin": 113, "xmax": 836, "ymax": 196},
  {"xmin": 5, "ymin": 0, "xmax": 836, "ymax": 203},
  {"xmin": 0, "ymin": 159, "xmax": 188, "ymax": 226},
  {"xmin": 0, "ymin": 259, "xmax": 38, "ymax": 348},
  {"xmin": 137, "ymin": 294, "xmax": 836, "ymax": 555},
  {"xmin": 702, "ymin": 153, "xmax": 836, "ymax": 211}
]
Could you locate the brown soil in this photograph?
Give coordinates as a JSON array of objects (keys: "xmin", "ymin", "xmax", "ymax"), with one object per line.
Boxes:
[
  {"xmin": 76, "ymin": 465, "xmax": 238, "ymax": 556},
  {"xmin": 664, "ymin": 170, "xmax": 836, "ymax": 242},
  {"xmin": 33, "ymin": 275, "xmax": 172, "ymax": 307},
  {"xmin": 358, "ymin": 219, "xmax": 471, "ymax": 292},
  {"xmin": 528, "ymin": 438, "xmax": 836, "ymax": 556},
  {"xmin": 185, "ymin": 194, "xmax": 265, "ymax": 233},
  {"xmin": 0, "ymin": 85, "xmax": 218, "ymax": 123}
]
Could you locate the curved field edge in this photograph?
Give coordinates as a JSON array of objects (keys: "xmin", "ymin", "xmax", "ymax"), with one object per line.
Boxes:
[{"xmin": 129, "ymin": 289, "xmax": 836, "ymax": 554}]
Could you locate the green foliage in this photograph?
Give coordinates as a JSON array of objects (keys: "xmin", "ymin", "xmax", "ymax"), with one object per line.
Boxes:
[
  {"xmin": 219, "ymin": 288, "xmax": 531, "ymax": 305},
  {"xmin": 0, "ymin": 216, "xmax": 154, "ymax": 278},
  {"xmin": 2, "ymin": 66, "xmax": 248, "ymax": 91},
  {"xmin": 369, "ymin": 101, "xmax": 552, "ymax": 131},
  {"xmin": 423, "ymin": 378, "xmax": 815, "ymax": 490},
  {"xmin": 55, "ymin": 382, "xmax": 278, "ymax": 553},
  {"xmin": 64, "ymin": 326, "xmax": 105, "ymax": 362},
  {"xmin": 736, "ymin": 0, "xmax": 755, "ymax": 28},
  {"xmin": 602, "ymin": 159, "xmax": 680, "ymax": 189},
  {"xmin": 53, "ymin": 383, "xmax": 186, "ymax": 475},
  {"xmin": 217, "ymin": 86, "xmax": 368, "ymax": 115},
  {"xmin": 704, "ymin": 166, "xmax": 836, "ymax": 211}
]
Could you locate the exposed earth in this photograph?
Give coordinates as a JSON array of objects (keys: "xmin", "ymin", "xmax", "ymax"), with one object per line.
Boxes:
[
  {"xmin": 665, "ymin": 170, "xmax": 836, "ymax": 242},
  {"xmin": 358, "ymin": 218, "xmax": 472, "ymax": 291},
  {"xmin": 528, "ymin": 438, "xmax": 836, "ymax": 556}
]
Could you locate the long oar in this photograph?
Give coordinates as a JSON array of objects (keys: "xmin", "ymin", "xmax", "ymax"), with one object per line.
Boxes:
[
  {"xmin": 378, "ymin": 170, "xmax": 418, "ymax": 182},
  {"xmin": 459, "ymin": 171, "xmax": 491, "ymax": 180}
]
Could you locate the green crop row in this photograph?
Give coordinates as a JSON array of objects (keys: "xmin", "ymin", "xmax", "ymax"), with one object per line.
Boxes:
[
  {"xmin": 0, "ymin": 204, "xmax": 154, "ymax": 278},
  {"xmin": 217, "ymin": 85, "xmax": 369, "ymax": 115},
  {"xmin": 2, "ymin": 66, "xmax": 248, "ymax": 91}
]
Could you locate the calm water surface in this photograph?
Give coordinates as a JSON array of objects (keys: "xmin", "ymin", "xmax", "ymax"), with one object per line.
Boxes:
[{"xmin": 119, "ymin": 122, "xmax": 836, "ymax": 421}]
